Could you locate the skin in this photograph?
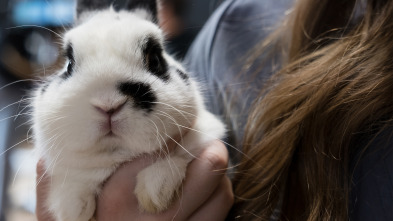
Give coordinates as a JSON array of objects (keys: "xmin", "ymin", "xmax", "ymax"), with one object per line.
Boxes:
[{"xmin": 36, "ymin": 140, "xmax": 233, "ymax": 221}]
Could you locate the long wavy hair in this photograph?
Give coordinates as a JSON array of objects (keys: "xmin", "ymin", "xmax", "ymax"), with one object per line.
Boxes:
[{"xmin": 232, "ymin": 0, "xmax": 393, "ymax": 220}]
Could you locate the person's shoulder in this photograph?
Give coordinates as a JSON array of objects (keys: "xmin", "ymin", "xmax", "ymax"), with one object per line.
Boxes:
[
  {"xmin": 185, "ymin": 0, "xmax": 294, "ymax": 58},
  {"xmin": 221, "ymin": 0, "xmax": 293, "ymax": 25}
]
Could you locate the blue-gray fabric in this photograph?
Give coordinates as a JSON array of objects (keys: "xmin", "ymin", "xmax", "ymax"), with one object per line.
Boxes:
[
  {"xmin": 185, "ymin": 0, "xmax": 292, "ymax": 152},
  {"xmin": 184, "ymin": 0, "xmax": 393, "ymax": 220}
]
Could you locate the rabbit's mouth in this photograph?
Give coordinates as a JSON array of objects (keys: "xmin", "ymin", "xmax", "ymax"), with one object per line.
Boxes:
[
  {"xmin": 98, "ymin": 117, "xmax": 124, "ymax": 138},
  {"xmin": 104, "ymin": 130, "xmax": 116, "ymax": 137}
]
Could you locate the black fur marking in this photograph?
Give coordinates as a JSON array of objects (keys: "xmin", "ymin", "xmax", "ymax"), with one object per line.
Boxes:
[
  {"xmin": 118, "ymin": 81, "xmax": 156, "ymax": 112},
  {"xmin": 125, "ymin": 0, "xmax": 157, "ymax": 22},
  {"xmin": 77, "ymin": 0, "xmax": 157, "ymax": 22},
  {"xmin": 61, "ymin": 44, "xmax": 75, "ymax": 80},
  {"xmin": 176, "ymin": 69, "xmax": 189, "ymax": 83},
  {"xmin": 143, "ymin": 37, "xmax": 169, "ymax": 82}
]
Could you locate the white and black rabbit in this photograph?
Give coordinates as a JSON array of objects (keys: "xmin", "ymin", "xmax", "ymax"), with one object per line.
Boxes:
[{"xmin": 32, "ymin": 0, "xmax": 225, "ymax": 220}]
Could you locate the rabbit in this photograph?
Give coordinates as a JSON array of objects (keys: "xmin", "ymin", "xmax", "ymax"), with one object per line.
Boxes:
[{"xmin": 32, "ymin": 0, "xmax": 225, "ymax": 220}]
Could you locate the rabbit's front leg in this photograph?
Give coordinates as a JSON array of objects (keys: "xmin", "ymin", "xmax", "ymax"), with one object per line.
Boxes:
[
  {"xmin": 47, "ymin": 181, "xmax": 96, "ymax": 221},
  {"xmin": 135, "ymin": 155, "xmax": 191, "ymax": 213}
]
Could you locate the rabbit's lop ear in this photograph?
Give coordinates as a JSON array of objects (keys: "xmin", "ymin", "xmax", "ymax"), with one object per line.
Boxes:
[
  {"xmin": 123, "ymin": 0, "xmax": 158, "ymax": 22},
  {"xmin": 76, "ymin": 0, "xmax": 113, "ymax": 18},
  {"xmin": 76, "ymin": 0, "xmax": 158, "ymax": 23}
]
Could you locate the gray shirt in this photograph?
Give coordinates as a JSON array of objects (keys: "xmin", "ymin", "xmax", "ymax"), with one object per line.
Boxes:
[{"xmin": 185, "ymin": 0, "xmax": 292, "ymax": 156}]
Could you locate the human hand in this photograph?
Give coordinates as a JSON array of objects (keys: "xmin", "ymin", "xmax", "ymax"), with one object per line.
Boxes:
[
  {"xmin": 95, "ymin": 139, "xmax": 233, "ymax": 220},
  {"xmin": 36, "ymin": 140, "xmax": 233, "ymax": 221}
]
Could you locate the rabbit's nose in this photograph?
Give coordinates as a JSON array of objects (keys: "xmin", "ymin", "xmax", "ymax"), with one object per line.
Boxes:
[{"xmin": 93, "ymin": 99, "xmax": 127, "ymax": 117}]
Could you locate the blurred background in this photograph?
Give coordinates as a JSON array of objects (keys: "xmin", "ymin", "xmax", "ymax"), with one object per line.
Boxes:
[{"xmin": 0, "ymin": 0, "xmax": 223, "ymax": 220}]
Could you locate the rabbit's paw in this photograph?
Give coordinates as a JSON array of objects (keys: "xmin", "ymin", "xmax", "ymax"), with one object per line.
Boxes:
[
  {"xmin": 51, "ymin": 191, "xmax": 96, "ymax": 221},
  {"xmin": 134, "ymin": 158, "xmax": 187, "ymax": 213}
]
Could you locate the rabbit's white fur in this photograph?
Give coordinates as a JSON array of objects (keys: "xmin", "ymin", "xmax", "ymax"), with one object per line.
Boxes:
[{"xmin": 32, "ymin": 8, "xmax": 225, "ymax": 221}]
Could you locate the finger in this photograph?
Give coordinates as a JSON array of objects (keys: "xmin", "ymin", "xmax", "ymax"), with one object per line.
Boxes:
[
  {"xmin": 165, "ymin": 140, "xmax": 229, "ymax": 220},
  {"xmin": 188, "ymin": 176, "xmax": 234, "ymax": 221},
  {"xmin": 36, "ymin": 160, "xmax": 55, "ymax": 221}
]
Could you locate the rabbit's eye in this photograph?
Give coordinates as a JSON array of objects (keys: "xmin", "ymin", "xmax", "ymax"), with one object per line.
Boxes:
[
  {"xmin": 67, "ymin": 60, "xmax": 74, "ymax": 74},
  {"xmin": 147, "ymin": 52, "xmax": 164, "ymax": 74},
  {"xmin": 143, "ymin": 37, "xmax": 168, "ymax": 81},
  {"xmin": 62, "ymin": 44, "xmax": 75, "ymax": 79},
  {"xmin": 150, "ymin": 53, "xmax": 161, "ymax": 67}
]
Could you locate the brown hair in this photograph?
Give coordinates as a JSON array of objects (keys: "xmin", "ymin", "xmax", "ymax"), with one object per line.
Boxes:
[{"xmin": 232, "ymin": 0, "xmax": 393, "ymax": 220}]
